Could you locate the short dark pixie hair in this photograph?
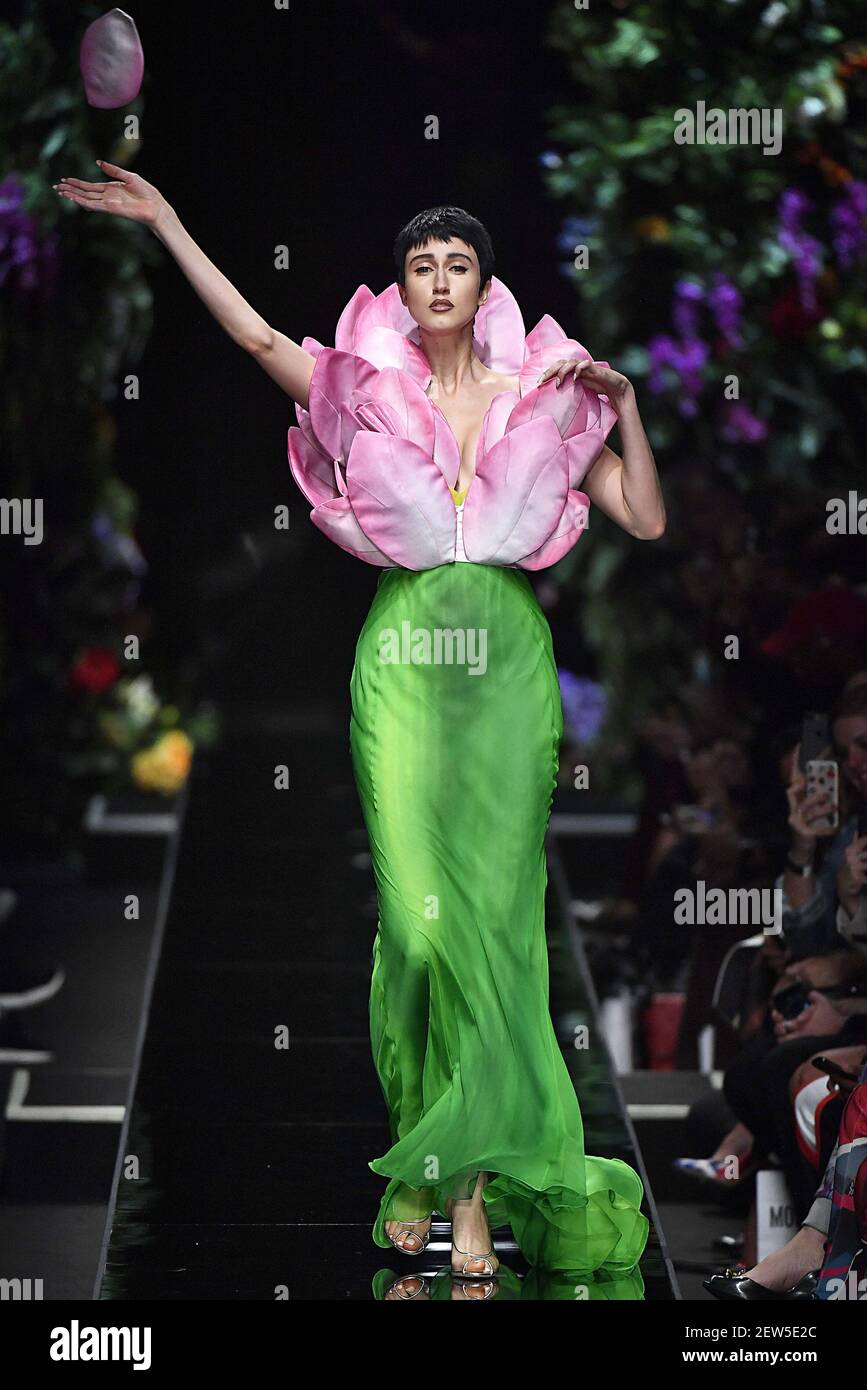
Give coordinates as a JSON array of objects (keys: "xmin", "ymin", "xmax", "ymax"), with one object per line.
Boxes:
[{"xmin": 393, "ymin": 206, "xmax": 495, "ymax": 291}]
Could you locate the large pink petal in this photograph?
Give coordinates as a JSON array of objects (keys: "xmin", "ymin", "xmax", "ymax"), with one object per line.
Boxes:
[
  {"xmin": 338, "ymin": 396, "xmax": 401, "ymax": 471},
  {"xmin": 309, "ymin": 496, "xmax": 394, "ymax": 567},
  {"xmin": 335, "ymin": 285, "xmax": 375, "ymax": 353},
  {"xmin": 564, "ymin": 433, "xmax": 607, "ymax": 489},
  {"xmin": 518, "ymin": 338, "xmax": 591, "ymax": 396},
  {"xmin": 525, "ymin": 314, "xmax": 570, "ymax": 355},
  {"xmin": 337, "ymin": 371, "xmax": 439, "ymax": 481},
  {"xmin": 353, "ymin": 326, "xmax": 432, "ymax": 383},
  {"xmin": 508, "ymin": 375, "xmax": 617, "ymax": 444},
  {"xmin": 517, "ymin": 490, "xmax": 591, "ymax": 571},
  {"xmin": 356, "ymin": 283, "xmax": 417, "ymax": 339},
  {"xmin": 345, "ymin": 434, "xmax": 455, "ymax": 570},
  {"xmin": 476, "ymin": 391, "xmax": 520, "ymax": 460},
  {"xmin": 507, "ymin": 375, "xmax": 590, "ymax": 440},
  {"xmin": 293, "ymin": 346, "xmax": 324, "ymax": 434},
  {"xmin": 287, "ymin": 426, "xmax": 338, "ymax": 507},
  {"xmin": 432, "ymin": 410, "xmax": 461, "ymax": 487},
  {"xmin": 472, "ymin": 277, "xmax": 527, "ymax": 373},
  {"xmin": 307, "ymin": 348, "xmax": 380, "ymax": 461},
  {"xmin": 462, "ymin": 417, "xmax": 568, "ymax": 565},
  {"xmin": 348, "ymin": 370, "xmax": 456, "ymax": 486},
  {"xmin": 348, "ymin": 396, "xmax": 403, "ymax": 433},
  {"xmin": 365, "ymin": 368, "xmax": 436, "ymax": 456}
]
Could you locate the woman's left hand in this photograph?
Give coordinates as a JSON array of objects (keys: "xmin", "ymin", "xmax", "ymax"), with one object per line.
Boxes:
[{"xmin": 537, "ymin": 358, "xmax": 634, "ymax": 406}]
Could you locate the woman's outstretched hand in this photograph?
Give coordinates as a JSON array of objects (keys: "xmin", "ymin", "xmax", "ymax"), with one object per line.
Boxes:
[{"xmin": 53, "ymin": 160, "xmax": 168, "ymax": 227}]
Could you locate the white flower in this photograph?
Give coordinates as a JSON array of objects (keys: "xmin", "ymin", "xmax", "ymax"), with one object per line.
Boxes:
[{"xmin": 121, "ymin": 675, "xmax": 159, "ymax": 728}]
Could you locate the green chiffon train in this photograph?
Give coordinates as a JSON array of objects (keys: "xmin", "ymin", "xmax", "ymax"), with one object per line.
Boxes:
[{"xmin": 349, "ymin": 562, "xmax": 649, "ymax": 1275}]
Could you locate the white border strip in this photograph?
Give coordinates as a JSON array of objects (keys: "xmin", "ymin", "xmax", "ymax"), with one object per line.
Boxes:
[{"xmin": 5, "ymin": 1068, "xmax": 125, "ymax": 1122}]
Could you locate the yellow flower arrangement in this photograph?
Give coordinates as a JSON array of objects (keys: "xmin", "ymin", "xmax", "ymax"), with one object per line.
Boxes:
[{"xmin": 131, "ymin": 729, "xmax": 193, "ymax": 795}]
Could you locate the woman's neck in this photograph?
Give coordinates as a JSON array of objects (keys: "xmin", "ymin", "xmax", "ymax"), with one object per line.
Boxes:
[{"xmin": 419, "ymin": 327, "xmax": 483, "ymax": 396}]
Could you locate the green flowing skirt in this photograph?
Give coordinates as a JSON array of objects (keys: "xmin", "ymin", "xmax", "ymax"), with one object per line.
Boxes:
[{"xmin": 349, "ymin": 562, "xmax": 649, "ymax": 1275}]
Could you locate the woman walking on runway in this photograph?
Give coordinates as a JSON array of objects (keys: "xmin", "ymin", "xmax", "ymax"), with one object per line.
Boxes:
[{"xmin": 56, "ymin": 167, "xmax": 665, "ymax": 1281}]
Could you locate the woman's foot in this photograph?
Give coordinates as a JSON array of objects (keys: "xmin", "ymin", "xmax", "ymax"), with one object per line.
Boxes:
[
  {"xmin": 384, "ymin": 1216, "xmax": 432, "ymax": 1254},
  {"xmin": 738, "ymin": 1225, "xmax": 826, "ymax": 1291},
  {"xmin": 446, "ymin": 1187, "xmax": 499, "ymax": 1279},
  {"xmin": 385, "ymin": 1274, "xmax": 430, "ymax": 1299}
]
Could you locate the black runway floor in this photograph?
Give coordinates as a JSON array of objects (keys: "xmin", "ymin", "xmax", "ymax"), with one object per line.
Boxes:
[{"xmin": 93, "ymin": 702, "xmax": 677, "ymax": 1300}]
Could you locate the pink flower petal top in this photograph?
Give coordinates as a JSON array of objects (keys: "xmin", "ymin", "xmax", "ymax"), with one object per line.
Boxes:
[{"xmin": 287, "ymin": 276, "xmax": 617, "ymax": 571}]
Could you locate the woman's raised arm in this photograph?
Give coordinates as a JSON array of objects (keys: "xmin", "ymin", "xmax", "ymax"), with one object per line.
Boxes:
[{"xmin": 54, "ymin": 160, "xmax": 315, "ymax": 410}]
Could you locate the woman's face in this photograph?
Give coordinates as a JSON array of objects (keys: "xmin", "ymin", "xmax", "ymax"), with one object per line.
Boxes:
[
  {"xmin": 399, "ymin": 237, "xmax": 488, "ymax": 333},
  {"xmin": 833, "ymin": 714, "xmax": 867, "ymax": 799}
]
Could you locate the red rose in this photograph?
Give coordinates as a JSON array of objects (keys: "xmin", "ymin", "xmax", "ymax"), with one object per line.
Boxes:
[{"xmin": 68, "ymin": 646, "xmax": 121, "ymax": 694}]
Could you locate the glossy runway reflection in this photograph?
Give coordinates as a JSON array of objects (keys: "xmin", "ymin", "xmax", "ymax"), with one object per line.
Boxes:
[{"xmin": 94, "ymin": 706, "xmax": 676, "ymax": 1299}]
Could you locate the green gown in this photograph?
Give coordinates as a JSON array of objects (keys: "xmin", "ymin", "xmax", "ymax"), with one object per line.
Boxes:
[{"xmin": 349, "ymin": 484, "xmax": 649, "ymax": 1275}]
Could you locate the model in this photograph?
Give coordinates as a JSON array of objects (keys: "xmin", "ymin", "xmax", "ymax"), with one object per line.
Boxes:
[{"xmin": 55, "ymin": 167, "xmax": 666, "ymax": 1281}]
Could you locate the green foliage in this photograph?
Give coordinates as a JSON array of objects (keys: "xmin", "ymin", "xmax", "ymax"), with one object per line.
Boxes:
[
  {"xmin": 0, "ymin": 3, "xmax": 204, "ymax": 854},
  {"xmin": 541, "ymin": 0, "xmax": 867, "ymax": 788}
]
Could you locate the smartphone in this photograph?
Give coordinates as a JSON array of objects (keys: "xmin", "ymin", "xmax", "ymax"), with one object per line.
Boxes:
[
  {"xmin": 799, "ymin": 712, "xmax": 830, "ymax": 771},
  {"xmin": 810, "ymin": 1055, "xmax": 861, "ymax": 1083},
  {"xmin": 806, "ymin": 758, "xmax": 839, "ymax": 832},
  {"xmin": 773, "ymin": 980, "xmax": 811, "ymax": 1020}
]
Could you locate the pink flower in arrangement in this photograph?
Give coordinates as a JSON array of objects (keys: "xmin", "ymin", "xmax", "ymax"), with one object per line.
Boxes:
[{"xmin": 286, "ymin": 277, "xmax": 617, "ymax": 570}]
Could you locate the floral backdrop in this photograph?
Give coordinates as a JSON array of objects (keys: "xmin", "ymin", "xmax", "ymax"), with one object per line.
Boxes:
[
  {"xmin": 0, "ymin": 6, "xmax": 216, "ymax": 860},
  {"xmin": 540, "ymin": 0, "xmax": 867, "ymax": 795}
]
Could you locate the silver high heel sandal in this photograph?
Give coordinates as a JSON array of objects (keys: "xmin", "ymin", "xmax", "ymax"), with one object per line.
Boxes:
[
  {"xmin": 446, "ymin": 1197, "xmax": 499, "ymax": 1280},
  {"xmin": 385, "ymin": 1217, "xmax": 432, "ymax": 1255}
]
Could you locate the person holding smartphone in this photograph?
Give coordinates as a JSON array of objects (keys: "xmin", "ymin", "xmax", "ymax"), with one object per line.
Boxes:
[{"xmin": 776, "ymin": 681, "xmax": 867, "ymax": 966}]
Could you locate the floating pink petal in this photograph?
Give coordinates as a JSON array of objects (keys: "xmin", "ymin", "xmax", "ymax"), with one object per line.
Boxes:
[{"xmin": 80, "ymin": 9, "xmax": 144, "ymax": 109}]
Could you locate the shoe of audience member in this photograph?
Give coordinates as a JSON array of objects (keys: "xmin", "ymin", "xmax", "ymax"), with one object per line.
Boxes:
[
  {"xmin": 703, "ymin": 1268, "xmax": 819, "ymax": 1301},
  {"xmin": 0, "ymin": 1012, "xmax": 54, "ymax": 1063},
  {"xmin": 673, "ymin": 1156, "xmax": 747, "ymax": 1185}
]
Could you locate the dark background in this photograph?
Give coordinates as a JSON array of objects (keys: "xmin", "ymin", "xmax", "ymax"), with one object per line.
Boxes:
[{"xmin": 114, "ymin": 0, "xmax": 580, "ymax": 711}]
